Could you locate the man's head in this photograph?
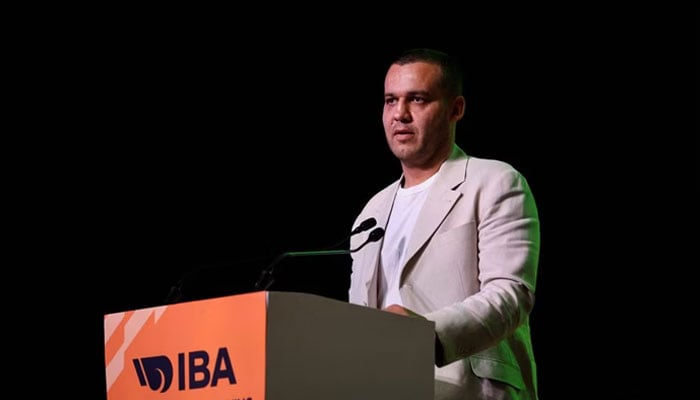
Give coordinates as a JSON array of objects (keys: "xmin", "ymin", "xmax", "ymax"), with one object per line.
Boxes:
[
  {"xmin": 383, "ymin": 48, "xmax": 466, "ymax": 173},
  {"xmin": 392, "ymin": 48, "xmax": 464, "ymax": 99}
]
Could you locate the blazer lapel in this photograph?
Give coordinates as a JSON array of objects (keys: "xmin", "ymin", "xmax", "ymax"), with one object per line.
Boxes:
[{"xmin": 401, "ymin": 147, "xmax": 468, "ymax": 281}]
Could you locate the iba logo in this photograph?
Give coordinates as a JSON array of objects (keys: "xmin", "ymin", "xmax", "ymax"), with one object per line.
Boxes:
[{"xmin": 132, "ymin": 347, "xmax": 236, "ymax": 392}]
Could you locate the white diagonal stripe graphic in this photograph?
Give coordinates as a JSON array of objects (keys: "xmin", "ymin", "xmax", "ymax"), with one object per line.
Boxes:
[{"xmin": 105, "ymin": 306, "xmax": 168, "ymax": 391}]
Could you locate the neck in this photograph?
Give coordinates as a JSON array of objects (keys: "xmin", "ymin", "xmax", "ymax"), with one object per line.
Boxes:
[
  {"xmin": 401, "ymin": 144, "xmax": 454, "ymax": 188},
  {"xmin": 401, "ymin": 165, "xmax": 441, "ymax": 188}
]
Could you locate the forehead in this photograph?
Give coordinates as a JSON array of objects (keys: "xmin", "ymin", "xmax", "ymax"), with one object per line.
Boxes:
[{"xmin": 384, "ymin": 61, "xmax": 442, "ymax": 94}]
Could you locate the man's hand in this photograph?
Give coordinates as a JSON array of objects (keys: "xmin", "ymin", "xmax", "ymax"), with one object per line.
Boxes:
[
  {"xmin": 383, "ymin": 304, "xmax": 410, "ymax": 316},
  {"xmin": 382, "ymin": 304, "xmax": 425, "ymax": 319}
]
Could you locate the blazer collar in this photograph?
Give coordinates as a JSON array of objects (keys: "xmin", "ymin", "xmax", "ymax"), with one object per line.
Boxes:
[
  {"xmin": 402, "ymin": 145, "xmax": 468, "ymax": 268},
  {"xmin": 358, "ymin": 145, "xmax": 469, "ymax": 291}
]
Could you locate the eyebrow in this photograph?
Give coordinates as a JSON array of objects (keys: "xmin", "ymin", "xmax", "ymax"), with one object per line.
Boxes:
[{"xmin": 384, "ymin": 90, "xmax": 431, "ymax": 98}]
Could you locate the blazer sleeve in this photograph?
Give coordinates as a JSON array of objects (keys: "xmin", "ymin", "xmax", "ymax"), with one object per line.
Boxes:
[{"xmin": 425, "ymin": 164, "xmax": 540, "ymax": 365}]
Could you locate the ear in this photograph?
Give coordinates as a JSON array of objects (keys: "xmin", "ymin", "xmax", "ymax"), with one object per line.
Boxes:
[{"xmin": 451, "ymin": 95, "xmax": 466, "ymax": 121}]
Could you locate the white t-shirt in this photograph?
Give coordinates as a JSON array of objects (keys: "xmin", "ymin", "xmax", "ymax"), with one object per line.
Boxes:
[{"xmin": 378, "ymin": 173, "xmax": 437, "ymax": 309}]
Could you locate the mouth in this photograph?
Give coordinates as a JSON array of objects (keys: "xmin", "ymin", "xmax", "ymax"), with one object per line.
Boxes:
[
  {"xmin": 391, "ymin": 130, "xmax": 415, "ymax": 145},
  {"xmin": 393, "ymin": 129, "xmax": 414, "ymax": 137}
]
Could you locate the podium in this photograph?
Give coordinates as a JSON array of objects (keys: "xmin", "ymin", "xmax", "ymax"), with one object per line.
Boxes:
[{"xmin": 104, "ymin": 291, "xmax": 435, "ymax": 399}]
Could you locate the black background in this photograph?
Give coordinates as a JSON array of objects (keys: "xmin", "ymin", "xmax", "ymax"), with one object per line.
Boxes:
[{"xmin": 16, "ymin": 7, "xmax": 695, "ymax": 399}]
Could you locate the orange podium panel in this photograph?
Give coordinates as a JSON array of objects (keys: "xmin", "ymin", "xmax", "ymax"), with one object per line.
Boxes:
[
  {"xmin": 104, "ymin": 291, "xmax": 435, "ymax": 400},
  {"xmin": 105, "ymin": 291, "xmax": 267, "ymax": 400}
]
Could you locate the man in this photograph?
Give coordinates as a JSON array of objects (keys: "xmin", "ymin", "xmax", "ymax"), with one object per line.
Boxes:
[{"xmin": 348, "ymin": 48, "xmax": 540, "ymax": 399}]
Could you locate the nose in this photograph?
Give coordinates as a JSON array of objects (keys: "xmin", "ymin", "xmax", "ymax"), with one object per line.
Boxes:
[{"xmin": 393, "ymin": 99, "xmax": 411, "ymax": 123}]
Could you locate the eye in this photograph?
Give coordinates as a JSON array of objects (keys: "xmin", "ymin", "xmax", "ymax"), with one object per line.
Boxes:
[
  {"xmin": 384, "ymin": 97, "xmax": 397, "ymax": 105},
  {"xmin": 410, "ymin": 96, "xmax": 426, "ymax": 103}
]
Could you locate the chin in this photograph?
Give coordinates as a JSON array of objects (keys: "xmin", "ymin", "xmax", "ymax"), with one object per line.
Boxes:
[{"xmin": 392, "ymin": 149, "xmax": 417, "ymax": 163}]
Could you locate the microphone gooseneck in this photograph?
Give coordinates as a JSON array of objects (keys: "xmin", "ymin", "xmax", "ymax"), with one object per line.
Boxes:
[
  {"xmin": 166, "ymin": 218, "xmax": 385, "ymax": 303},
  {"xmin": 254, "ymin": 221, "xmax": 384, "ymax": 291}
]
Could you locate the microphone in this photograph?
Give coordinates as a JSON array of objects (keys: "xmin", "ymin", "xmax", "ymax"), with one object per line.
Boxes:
[
  {"xmin": 323, "ymin": 217, "xmax": 377, "ymax": 250},
  {"xmin": 166, "ymin": 218, "xmax": 383, "ymax": 304},
  {"xmin": 254, "ymin": 224, "xmax": 385, "ymax": 291},
  {"xmin": 282, "ymin": 227, "xmax": 385, "ymax": 257}
]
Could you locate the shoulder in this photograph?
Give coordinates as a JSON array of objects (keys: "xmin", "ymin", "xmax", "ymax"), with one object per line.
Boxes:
[
  {"xmin": 444, "ymin": 146, "xmax": 528, "ymax": 188},
  {"xmin": 453, "ymin": 155, "xmax": 534, "ymax": 198},
  {"xmin": 466, "ymin": 156, "xmax": 519, "ymax": 176},
  {"xmin": 443, "ymin": 145, "xmax": 524, "ymax": 183}
]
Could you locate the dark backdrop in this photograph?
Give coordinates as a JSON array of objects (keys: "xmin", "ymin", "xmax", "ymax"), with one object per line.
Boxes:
[{"xmin": 26, "ymin": 8, "xmax": 693, "ymax": 399}]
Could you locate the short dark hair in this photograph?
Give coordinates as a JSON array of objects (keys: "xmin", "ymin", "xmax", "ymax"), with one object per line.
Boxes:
[{"xmin": 392, "ymin": 48, "xmax": 463, "ymax": 98}]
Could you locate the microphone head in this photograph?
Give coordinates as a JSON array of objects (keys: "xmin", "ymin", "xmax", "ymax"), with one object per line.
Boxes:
[
  {"xmin": 367, "ymin": 227, "xmax": 385, "ymax": 242},
  {"xmin": 352, "ymin": 217, "xmax": 377, "ymax": 234},
  {"xmin": 348, "ymin": 227, "xmax": 385, "ymax": 253},
  {"xmin": 360, "ymin": 217, "xmax": 377, "ymax": 230}
]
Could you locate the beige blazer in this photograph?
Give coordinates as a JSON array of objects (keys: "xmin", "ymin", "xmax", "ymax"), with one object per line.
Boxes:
[{"xmin": 349, "ymin": 145, "xmax": 540, "ymax": 400}]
